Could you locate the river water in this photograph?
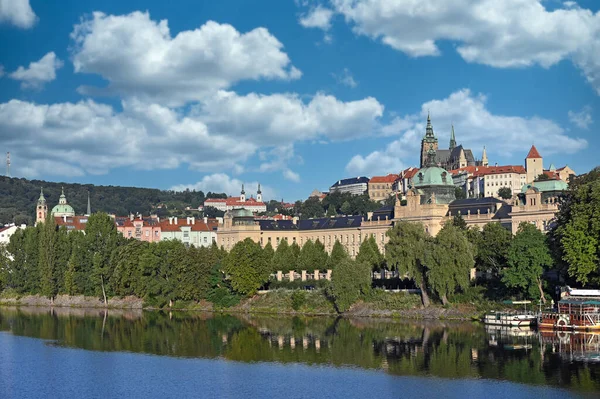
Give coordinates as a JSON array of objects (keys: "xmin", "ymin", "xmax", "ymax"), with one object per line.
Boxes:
[{"xmin": 0, "ymin": 307, "xmax": 598, "ymax": 398}]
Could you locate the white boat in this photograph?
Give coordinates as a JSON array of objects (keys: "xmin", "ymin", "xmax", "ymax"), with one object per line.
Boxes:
[{"xmin": 484, "ymin": 301, "xmax": 537, "ymax": 327}]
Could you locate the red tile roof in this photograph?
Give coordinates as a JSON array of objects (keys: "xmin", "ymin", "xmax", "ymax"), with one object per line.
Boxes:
[
  {"xmin": 449, "ymin": 165, "xmax": 526, "ymax": 177},
  {"xmin": 55, "ymin": 216, "xmax": 88, "ymax": 231},
  {"xmin": 526, "ymin": 145, "xmax": 542, "ymax": 159},
  {"xmin": 370, "ymin": 174, "xmax": 399, "ymax": 183},
  {"xmin": 543, "ymin": 170, "xmax": 560, "ymax": 180},
  {"xmin": 159, "ymin": 218, "xmax": 213, "ymax": 232},
  {"xmin": 204, "ymin": 196, "xmax": 265, "ymax": 206},
  {"xmin": 400, "ymin": 167, "xmax": 419, "ymax": 179}
]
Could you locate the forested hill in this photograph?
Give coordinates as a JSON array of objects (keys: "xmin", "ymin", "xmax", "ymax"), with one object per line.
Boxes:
[{"xmin": 0, "ymin": 176, "xmax": 221, "ymax": 225}]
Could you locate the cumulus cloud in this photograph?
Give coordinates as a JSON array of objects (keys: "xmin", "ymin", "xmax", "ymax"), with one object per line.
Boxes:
[
  {"xmin": 9, "ymin": 52, "xmax": 63, "ymax": 89},
  {"xmin": 0, "ymin": 89, "xmax": 384, "ymax": 179},
  {"xmin": 197, "ymin": 90, "xmax": 384, "ymax": 144},
  {"xmin": 70, "ymin": 11, "xmax": 301, "ymax": 105},
  {"xmin": 568, "ymin": 106, "xmax": 593, "ymax": 129},
  {"xmin": 330, "ymin": 0, "xmax": 600, "ymax": 94},
  {"xmin": 170, "ymin": 173, "xmax": 276, "ymax": 199},
  {"xmin": 299, "ymin": 5, "xmax": 334, "ymax": 29},
  {"xmin": 346, "ymin": 89, "xmax": 588, "ymax": 175},
  {"xmin": 0, "ymin": 0, "xmax": 36, "ymax": 28}
]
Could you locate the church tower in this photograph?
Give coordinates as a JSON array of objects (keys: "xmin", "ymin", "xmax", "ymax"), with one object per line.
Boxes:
[
  {"xmin": 240, "ymin": 184, "xmax": 246, "ymax": 202},
  {"xmin": 481, "ymin": 146, "xmax": 489, "ymax": 167},
  {"xmin": 256, "ymin": 183, "xmax": 262, "ymax": 202},
  {"xmin": 36, "ymin": 188, "xmax": 47, "ymax": 225},
  {"xmin": 449, "ymin": 125, "xmax": 456, "ymax": 151},
  {"xmin": 525, "ymin": 145, "xmax": 543, "ymax": 183},
  {"xmin": 420, "ymin": 114, "xmax": 438, "ymax": 168}
]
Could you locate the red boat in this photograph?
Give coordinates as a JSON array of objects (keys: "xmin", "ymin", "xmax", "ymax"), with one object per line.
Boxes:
[{"xmin": 538, "ymin": 287, "xmax": 600, "ymax": 331}]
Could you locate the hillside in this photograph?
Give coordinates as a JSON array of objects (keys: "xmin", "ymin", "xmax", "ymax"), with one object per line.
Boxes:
[{"xmin": 0, "ymin": 176, "xmax": 217, "ymax": 225}]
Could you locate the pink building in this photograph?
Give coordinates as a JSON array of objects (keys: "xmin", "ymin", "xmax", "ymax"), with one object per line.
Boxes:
[{"xmin": 115, "ymin": 215, "xmax": 162, "ymax": 242}]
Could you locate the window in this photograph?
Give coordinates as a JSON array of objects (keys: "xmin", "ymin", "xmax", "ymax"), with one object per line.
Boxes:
[
  {"xmin": 145, "ymin": 230, "xmax": 149, "ymax": 237},
  {"xmin": 183, "ymin": 231, "xmax": 189, "ymax": 239},
  {"xmin": 203, "ymin": 237, "xmax": 207, "ymax": 243},
  {"xmin": 128, "ymin": 231, "xmax": 132, "ymax": 237},
  {"xmin": 155, "ymin": 231, "xmax": 159, "ymax": 236}
]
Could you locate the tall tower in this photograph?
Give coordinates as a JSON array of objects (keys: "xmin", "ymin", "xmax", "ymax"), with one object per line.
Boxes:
[
  {"xmin": 36, "ymin": 188, "xmax": 47, "ymax": 225},
  {"xmin": 420, "ymin": 113, "xmax": 438, "ymax": 168},
  {"xmin": 481, "ymin": 146, "xmax": 489, "ymax": 167},
  {"xmin": 86, "ymin": 191, "xmax": 91, "ymax": 216},
  {"xmin": 240, "ymin": 184, "xmax": 246, "ymax": 202},
  {"xmin": 525, "ymin": 145, "xmax": 543, "ymax": 183},
  {"xmin": 449, "ymin": 125, "xmax": 456, "ymax": 151},
  {"xmin": 256, "ymin": 183, "xmax": 262, "ymax": 202}
]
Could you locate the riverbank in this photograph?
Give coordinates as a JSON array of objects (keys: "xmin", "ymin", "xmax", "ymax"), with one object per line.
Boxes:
[{"xmin": 0, "ymin": 289, "xmax": 496, "ymax": 320}]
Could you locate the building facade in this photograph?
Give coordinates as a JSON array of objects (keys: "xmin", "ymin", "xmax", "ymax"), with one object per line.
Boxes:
[
  {"xmin": 368, "ymin": 174, "xmax": 398, "ymax": 202},
  {"xmin": 329, "ymin": 177, "xmax": 369, "ymax": 196},
  {"xmin": 0, "ymin": 224, "xmax": 26, "ymax": 245},
  {"xmin": 160, "ymin": 216, "xmax": 218, "ymax": 247},
  {"xmin": 203, "ymin": 185, "xmax": 266, "ymax": 213}
]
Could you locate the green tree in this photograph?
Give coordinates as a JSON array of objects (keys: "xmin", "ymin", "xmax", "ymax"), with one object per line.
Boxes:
[
  {"xmin": 297, "ymin": 239, "xmax": 328, "ymax": 272},
  {"xmin": 454, "ymin": 187, "xmax": 466, "ymax": 200},
  {"xmin": 451, "ymin": 214, "xmax": 467, "ymax": 230},
  {"xmin": 503, "ymin": 222, "xmax": 552, "ymax": 303},
  {"xmin": 385, "ymin": 221, "xmax": 431, "ymax": 306},
  {"xmin": 535, "ymin": 173, "xmax": 551, "ymax": 181},
  {"xmin": 326, "ymin": 240, "xmax": 349, "ymax": 270},
  {"xmin": 38, "ymin": 215, "xmax": 59, "ymax": 300},
  {"xmin": 300, "ymin": 197, "xmax": 325, "ymax": 219},
  {"xmin": 330, "ymin": 258, "xmax": 371, "ymax": 312},
  {"xmin": 224, "ymin": 238, "xmax": 271, "ymax": 296},
  {"xmin": 110, "ymin": 240, "xmax": 147, "ymax": 297},
  {"xmin": 551, "ymin": 167, "xmax": 600, "ymax": 285},
  {"xmin": 426, "ymin": 224, "xmax": 474, "ymax": 305},
  {"xmin": 340, "ymin": 201, "xmax": 351, "ymax": 215},
  {"xmin": 356, "ymin": 235, "xmax": 384, "ymax": 271},
  {"xmin": 326, "ymin": 204, "xmax": 337, "ymax": 217},
  {"xmin": 477, "ymin": 223, "xmax": 512, "ymax": 277},
  {"xmin": 272, "ymin": 239, "xmax": 296, "ymax": 273},
  {"xmin": 85, "ymin": 213, "xmax": 123, "ymax": 305},
  {"xmin": 497, "ymin": 187, "xmax": 513, "ymax": 200}
]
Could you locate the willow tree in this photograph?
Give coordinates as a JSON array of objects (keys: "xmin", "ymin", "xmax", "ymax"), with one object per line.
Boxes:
[
  {"xmin": 427, "ymin": 223, "xmax": 474, "ymax": 305},
  {"xmin": 385, "ymin": 221, "xmax": 431, "ymax": 306},
  {"xmin": 330, "ymin": 258, "xmax": 371, "ymax": 312},
  {"xmin": 503, "ymin": 222, "xmax": 552, "ymax": 303}
]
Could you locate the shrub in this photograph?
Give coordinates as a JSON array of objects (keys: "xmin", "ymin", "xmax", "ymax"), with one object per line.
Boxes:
[{"xmin": 291, "ymin": 290, "xmax": 307, "ymax": 311}]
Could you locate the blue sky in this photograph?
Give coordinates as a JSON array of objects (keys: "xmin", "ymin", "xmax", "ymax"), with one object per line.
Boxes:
[{"xmin": 0, "ymin": 0, "xmax": 598, "ymax": 202}]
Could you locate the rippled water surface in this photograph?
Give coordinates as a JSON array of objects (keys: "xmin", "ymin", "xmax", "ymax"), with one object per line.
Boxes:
[{"xmin": 0, "ymin": 307, "xmax": 598, "ymax": 398}]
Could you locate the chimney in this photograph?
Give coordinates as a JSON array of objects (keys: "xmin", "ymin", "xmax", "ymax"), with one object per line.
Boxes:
[
  {"xmin": 190, "ymin": 217, "xmax": 195, "ymax": 225},
  {"xmin": 292, "ymin": 216, "xmax": 298, "ymax": 225},
  {"xmin": 174, "ymin": 217, "xmax": 178, "ymax": 225},
  {"xmin": 168, "ymin": 217, "xmax": 173, "ymax": 225},
  {"xmin": 203, "ymin": 216, "xmax": 208, "ymax": 224},
  {"xmin": 130, "ymin": 213, "xmax": 134, "ymax": 221},
  {"xmin": 63, "ymin": 215, "xmax": 67, "ymax": 223}
]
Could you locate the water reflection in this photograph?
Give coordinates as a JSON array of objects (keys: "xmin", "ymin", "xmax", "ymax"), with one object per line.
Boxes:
[{"xmin": 0, "ymin": 307, "xmax": 599, "ymax": 393}]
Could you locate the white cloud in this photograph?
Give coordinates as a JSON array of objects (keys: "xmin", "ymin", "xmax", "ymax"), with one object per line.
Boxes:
[
  {"xmin": 9, "ymin": 52, "xmax": 63, "ymax": 89},
  {"xmin": 331, "ymin": 0, "xmax": 600, "ymax": 94},
  {"xmin": 299, "ymin": 5, "xmax": 334, "ymax": 30},
  {"xmin": 283, "ymin": 169, "xmax": 301, "ymax": 182},
  {"xmin": 568, "ymin": 106, "xmax": 593, "ymax": 129},
  {"xmin": 346, "ymin": 88, "xmax": 588, "ymax": 175},
  {"xmin": 332, "ymin": 68, "xmax": 358, "ymax": 87},
  {"xmin": 197, "ymin": 90, "xmax": 384, "ymax": 144},
  {"xmin": 170, "ymin": 173, "xmax": 276, "ymax": 199},
  {"xmin": 0, "ymin": 0, "xmax": 36, "ymax": 29},
  {"xmin": 70, "ymin": 11, "xmax": 301, "ymax": 105}
]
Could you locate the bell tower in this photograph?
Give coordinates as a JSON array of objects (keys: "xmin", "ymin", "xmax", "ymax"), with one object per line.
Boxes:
[
  {"xmin": 36, "ymin": 188, "xmax": 47, "ymax": 225},
  {"xmin": 240, "ymin": 184, "xmax": 246, "ymax": 202},
  {"xmin": 420, "ymin": 113, "xmax": 438, "ymax": 168},
  {"xmin": 256, "ymin": 183, "xmax": 262, "ymax": 202}
]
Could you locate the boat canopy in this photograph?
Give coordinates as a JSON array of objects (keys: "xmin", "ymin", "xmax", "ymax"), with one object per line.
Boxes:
[
  {"xmin": 502, "ymin": 300, "xmax": 532, "ymax": 305},
  {"xmin": 565, "ymin": 287, "xmax": 600, "ymax": 297}
]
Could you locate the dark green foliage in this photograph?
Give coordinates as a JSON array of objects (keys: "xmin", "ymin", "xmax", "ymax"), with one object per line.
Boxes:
[
  {"xmin": 503, "ymin": 222, "xmax": 552, "ymax": 302},
  {"xmin": 426, "ymin": 224, "xmax": 474, "ymax": 305},
  {"xmin": 0, "ymin": 175, "xmax": 227, "ymax": 224},
  {"xmin": 38, "ymin": 215, "xmax": 59, "ymax": 299},
  {"xmin": 535, "ymin": 173, "xmax": 551, "ymax": 181},
  {"xmin": 329, "ymin": 258, "xmax": 371, "ymax": 312},
  {"xmin": 451, "ymin": 215, "xmax": 467, "ymax": 230},
  {"xmin": 299, "ymin": 197, "xmax": 325, "ymax": 218},
  {"xmin": 455, "ymin": 187, "xmax": 466, "ymax": 200},
  {"xmin": 550, "ymin": 167, "xmax": 600, "ymax": 285},
  {"xmin": 297, "ymin": 239, "xmax": 328, "ymax": 272},
  {"xmin": 356, "ymin": 235, "xmax": 384, "ymax": 271},
  {"xmin": 497, "ymin": 187, "xmax": 513, "ymax": 199},
  {"xmin": 326, "ymin": 204, "xmax": 337, "ymax": 217},
  {"xmin": 272, "ymin": 239, "xmax": 296, "ymax": 272},
  {"xmin": 223, "ymin": 238, "xmax": 271, "ymax": 296},
  {"xmin": 385, "ymin": 221, "xmax": 431, "ymax": 306},
  {"xmin": 326, "ymin": 240, "xmax": 349, "ymax": 270},
  {"xmin": 477, "ymin": 223, "xmax": 512, "ymax": 277}
]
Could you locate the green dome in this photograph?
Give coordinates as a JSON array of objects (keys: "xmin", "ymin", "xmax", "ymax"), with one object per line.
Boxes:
[
  {"xmin": 414, "ymin": 166, "xmax": 454, "ymax": 187},
  {"xmin": 51, "ymin": 204, "xmax": 75, "ymax": 216}
]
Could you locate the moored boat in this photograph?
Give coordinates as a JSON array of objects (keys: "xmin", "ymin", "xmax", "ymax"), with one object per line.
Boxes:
[
  {"xmin": 538, "ymin": 287, "xmax": 600, "ymax": 331},
  {"xmin": 483, "ymin": 301, "xmax": 536, "ymax": 327}
]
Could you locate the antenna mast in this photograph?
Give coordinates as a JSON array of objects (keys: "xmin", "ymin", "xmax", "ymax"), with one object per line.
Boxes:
[{"xmin": 6, "ymin": 152, "xmax": 10, "ymax": 177}]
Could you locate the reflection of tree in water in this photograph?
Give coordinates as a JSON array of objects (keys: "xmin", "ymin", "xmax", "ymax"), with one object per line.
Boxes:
[{"xmin": 1, "ymin": 308, "xmax": 599, "ymax": 392}]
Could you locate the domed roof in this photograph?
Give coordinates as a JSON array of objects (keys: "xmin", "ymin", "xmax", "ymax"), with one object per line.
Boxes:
[
  {"xmin": 414, "ymin": 146, "xmax": 454, "ymax": 187},
  {"xmin": 51, "ymin": 203, "xmax": 75, "ymax": 216}
]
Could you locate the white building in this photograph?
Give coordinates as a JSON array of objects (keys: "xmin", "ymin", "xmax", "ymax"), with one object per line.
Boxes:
[
  {"xmin": 329, "ymin": 177, "xmax": 369, "ymax": 196},
  {"xmin": 203, "ymin": 184, "xmax": 266, "ymax": 213},
  {"xmin": 0, "ymin": 224, "xmax": 26, "ymax": 245},
  {"xmin": 160, "ymin": 216, "xmax": 218, "ymax": 247}
]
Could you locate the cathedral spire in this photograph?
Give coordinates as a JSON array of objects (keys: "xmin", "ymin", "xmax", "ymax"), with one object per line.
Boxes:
[
  {"xmin": 449, "ymin": 124, "xmax": 456, "ymax": 150},
  {"xmin": 482, "ymin": 146, "xmax": 489, "ymax": 167},
  {"xmin": 38, "ymin": 187, "xmax": 46, "ymax": 204},
  {"xmin": 425, "ymin": 112, "xmax": 435, "ymax": 139}
]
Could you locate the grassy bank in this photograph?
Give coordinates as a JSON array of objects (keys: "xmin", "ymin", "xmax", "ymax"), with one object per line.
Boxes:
[{"xmin": 0, "ymin": 288, "xmax": 503, "ymax": 320}]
